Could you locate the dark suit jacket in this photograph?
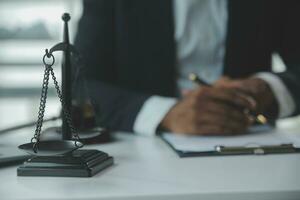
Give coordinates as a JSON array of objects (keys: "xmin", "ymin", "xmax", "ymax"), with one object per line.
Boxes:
[{"xmin": 74, "ymin": 0, "xmax": 300, "ymax": 132}]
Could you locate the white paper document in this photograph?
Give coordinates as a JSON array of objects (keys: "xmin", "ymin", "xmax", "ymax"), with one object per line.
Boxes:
[{"xmin": 161, "ymin": 126, "xmax": 300, "ymax": 153}]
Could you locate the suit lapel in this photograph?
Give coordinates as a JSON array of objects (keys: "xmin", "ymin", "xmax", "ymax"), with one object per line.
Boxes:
[
  {"xmin": 115, "ymin": 0, "xmax": 177, "ymax": 96},
  {"xmin": 224, "ymin": 0, "xmax": 272, "ymax": 78}
]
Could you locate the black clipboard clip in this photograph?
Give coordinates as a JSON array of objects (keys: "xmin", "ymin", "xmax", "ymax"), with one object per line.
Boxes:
[{"xmin": 215, "ymin": 144, "xmax": 297, "ymax": 155}]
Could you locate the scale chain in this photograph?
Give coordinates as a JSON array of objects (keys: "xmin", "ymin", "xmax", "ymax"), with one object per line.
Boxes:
[
  {"xmin": 32, "ymin": 65, "xmax": 50, "ymax": 152},
  {"xmin": 49, "ymin": 67, "xmax": 81, "ymax": 144},
  {"xmin": 31, "ymin": 53, "xmax": 82, "ymax": 153}
]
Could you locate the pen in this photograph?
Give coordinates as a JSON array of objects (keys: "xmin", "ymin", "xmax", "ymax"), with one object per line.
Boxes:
[{"xmin": 188, "ymin": 73, "xmax": 267, "ymax": 124}]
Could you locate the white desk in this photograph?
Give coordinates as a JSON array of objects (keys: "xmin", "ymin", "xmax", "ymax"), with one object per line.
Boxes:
[{"xmin": 0, "ymin": 125, "xmax": 300, "ymax": 200}]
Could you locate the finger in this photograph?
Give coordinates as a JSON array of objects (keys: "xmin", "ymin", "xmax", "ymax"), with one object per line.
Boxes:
[
  {"xmin": 202, "ymin": 88, "xmax": 256, "ymax": 110},
  {"xmin": 237, "ymin": 93, "xmax": 257, "ymax": 110},
  {"xmin": 182, "ymin": 124, "xmax": 226, "ymax": 136},
  {"xmin": 211, "ymin": 79, "xmax": 259, "ymax": 111},
  {"xmin": 213, "ymin": 79, "xmax": 255, "ymax": 99},
  {"xmin": 197, "ymin": 101, "xmax": 252, "ymax": 126},
  {"xmin": 196, "ymin": 112, "xmax": 250, "ymax": 134},
  {"xmin": 184, "ymin": 110, "xmax": 250, "ymax": 136},
  {"xmin": 215, "ymin": 79, "xmax": 244, "ymax": 88},
  {"xmin": 194, "ymin": 124, "xmax": 243, "ymax": 136},
  {"xmin": 181, "ymin": 89, "xmax": 193, "ymax": 97},
  {"xmin": 213, "ymin": 76, "xmax": 232, "ymax": 87},
  {"xmin": 197, "ymin": 125, "xmax": 228, "ymax": 136}
]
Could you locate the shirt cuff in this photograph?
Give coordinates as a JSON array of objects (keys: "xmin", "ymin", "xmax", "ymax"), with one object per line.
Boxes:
[
  {"xmin": 133, "ymin": 96, "xmax": 177, "ymax": 136},
  {"xmin": 255, "ymin": 72, "xmax": 296, "ymax": 118}
]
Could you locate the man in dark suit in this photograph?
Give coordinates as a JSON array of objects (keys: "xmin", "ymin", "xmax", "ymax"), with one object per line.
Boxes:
[{"xmin": 75, "ymin": 0, "xmax": 300, "ymax": 136}]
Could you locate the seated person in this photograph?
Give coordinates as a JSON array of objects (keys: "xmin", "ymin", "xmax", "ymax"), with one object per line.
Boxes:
[{"xmin": 74, "ymin": 0, "xmax": 300, "ymax": 136}]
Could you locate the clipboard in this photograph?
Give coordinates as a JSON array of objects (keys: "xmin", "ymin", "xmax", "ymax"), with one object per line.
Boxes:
[{"xmin": 160, "ymin": 130, "xmax": 300, "ymax": 158}]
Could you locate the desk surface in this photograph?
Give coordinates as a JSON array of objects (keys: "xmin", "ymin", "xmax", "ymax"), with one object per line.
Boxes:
[{"xmin": 0, "ymin": 125, "xmax": 300, "ymax": 200}]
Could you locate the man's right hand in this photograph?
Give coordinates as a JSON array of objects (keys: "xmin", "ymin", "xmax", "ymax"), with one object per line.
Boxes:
[{"xmin": 160, "ymin": 86, "xmax": 256, "ymax": 135}]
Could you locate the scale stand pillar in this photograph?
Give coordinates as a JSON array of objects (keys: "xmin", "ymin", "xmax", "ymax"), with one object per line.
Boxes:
[
  {"xmin": 61, "ymin": 13, "xmax": 72, "ymax": 140},
  {"xmin": 17, "ymin": 13, "xmax": 113, "ymax": 177}
]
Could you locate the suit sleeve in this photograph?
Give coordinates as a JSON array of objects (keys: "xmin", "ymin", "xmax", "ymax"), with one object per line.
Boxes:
[
  {"xmin": 74, "ymin": 0, "xmax": 151, "ymax": 132},
  {"xmin": 273, "ymin": 0, "xmax": 300, "ymax": 116}
]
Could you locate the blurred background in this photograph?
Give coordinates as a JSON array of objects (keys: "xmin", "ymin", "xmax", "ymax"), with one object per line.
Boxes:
[
  {"xmin": 0, "ymin": 0, "xmax": 299, "ymax": 131},
  {"xmin": 0, "ymin": 0, "xmax": 82, "ymax": 130}
]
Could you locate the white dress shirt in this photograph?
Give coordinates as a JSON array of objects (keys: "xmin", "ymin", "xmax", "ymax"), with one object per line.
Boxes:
[{"xmin": 133, "ymin": 0, "xmax": 296, "ymax": 136}]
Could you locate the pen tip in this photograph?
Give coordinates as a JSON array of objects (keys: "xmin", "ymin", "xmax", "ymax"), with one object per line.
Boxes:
[
  {"xmin": 257, "ymin": 114, "xmax": 267, "ymax": 124},
  {"xmin": 189, "ymin": 73, "xmax": 197, "ymax": 81}
]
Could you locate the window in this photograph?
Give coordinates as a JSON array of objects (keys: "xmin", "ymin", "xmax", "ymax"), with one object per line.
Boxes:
[{"xmin": 0, "ymin": 0, "xmax": 82, "ymax": 129}]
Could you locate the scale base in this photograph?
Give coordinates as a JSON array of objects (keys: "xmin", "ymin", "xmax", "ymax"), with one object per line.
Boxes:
[{"xmin": 17, "ymin": 149, "xmax": 113, "ymax": 177}]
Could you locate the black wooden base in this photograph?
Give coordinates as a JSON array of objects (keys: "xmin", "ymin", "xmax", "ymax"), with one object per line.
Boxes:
[{"xmin": 17, "ymin": 149, "xmax": 113, "ymax": 177}]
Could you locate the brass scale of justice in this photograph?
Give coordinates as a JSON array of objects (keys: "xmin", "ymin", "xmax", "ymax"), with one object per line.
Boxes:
[{"xmin": 17, "ymin": 13, "xmax": 113, "ymax": 177}]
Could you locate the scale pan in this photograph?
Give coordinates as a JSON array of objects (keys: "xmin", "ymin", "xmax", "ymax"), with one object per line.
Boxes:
[{"xmin": 18, "ymin": 140, "xmax": 83, "ymax": 156}]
